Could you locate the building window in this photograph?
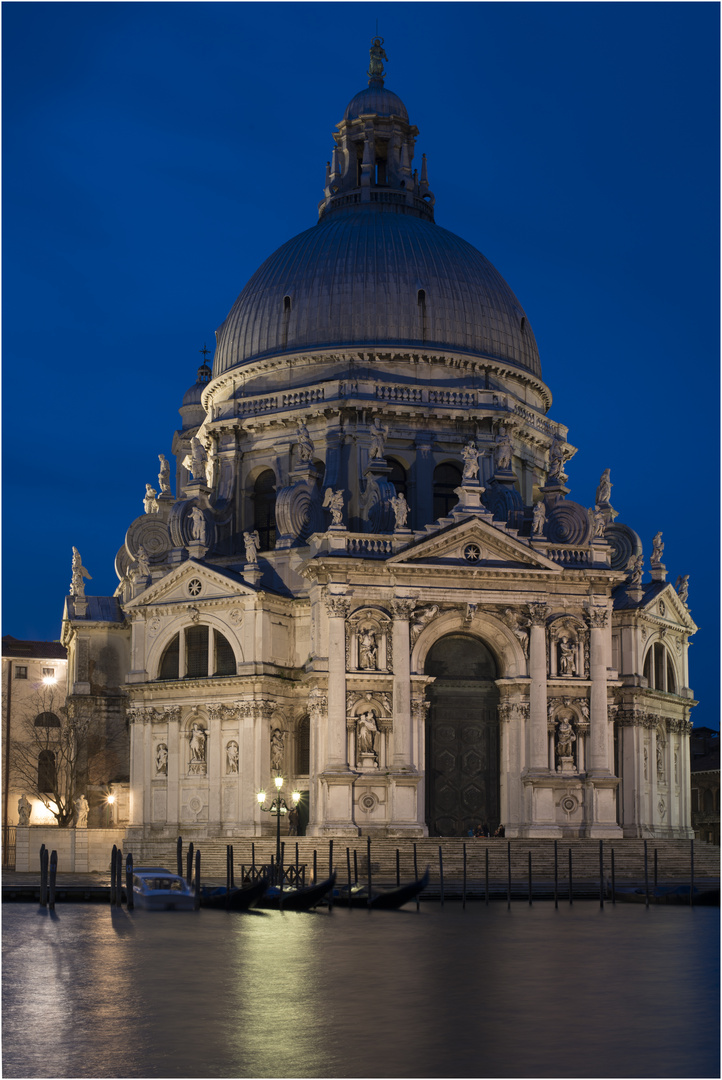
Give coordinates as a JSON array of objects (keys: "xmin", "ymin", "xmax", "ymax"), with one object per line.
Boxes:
[
  {"xmin": 643, "ymin": 642, "xmax": 677, "ymax": 693},
  {"xmin": 253, "ymin": 470, "xmax": 277, "ymax": 551},
  {"xmin": 185, "ymin": 626, "xmax": 208, "ymax": 679},
  {"xmin": 38, "ymin": 750, "xmax": 56, "ymax": 792},
  {"xmin": 213, "ymin": 630, "xmax": 236, "ymax": 676},
  {"xmin": 157, "ymin": 627, "xmax": 237, "ymax": 680},
  {"xmin": 296, "ymin": 714, "xmax": 310, "ymax": 775},
  {"xmin": 34, "ymin": 713, "xmax": 61, "ymax": 728},
  {"xmin": 433, "ymin": 462, "xmax": 462, "ymax": 520},
  {"xmin": 42, "ymin": 667, "xmax": 55, "ymax": 678},
  {"xmin": 14, "ymin": 666, "xmax": 27, "ymax": 679},
  {"xmin": 159, "ymin": 635, "xmax": 180, "ymax": 680}
]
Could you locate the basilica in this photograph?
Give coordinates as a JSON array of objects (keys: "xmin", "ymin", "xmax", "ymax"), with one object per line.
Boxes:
[{"xmin": 61, "ymin": 40, "xmax": 697, "ymax": 842}]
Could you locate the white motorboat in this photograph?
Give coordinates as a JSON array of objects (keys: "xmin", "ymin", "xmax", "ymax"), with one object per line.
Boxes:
[{"xmin": 131, "ymin": 867, "xmax": 196, "ymax": 911}]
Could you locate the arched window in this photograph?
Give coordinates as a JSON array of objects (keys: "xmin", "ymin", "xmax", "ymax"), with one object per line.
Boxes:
[
  {"xmin": 34, "ymin": 712, "xmax": 61, "ymax": 728},
  {"xmin": 388, "ymin": 459, "xmax": 408, "ymax": 501},
  {"xmin": 296, "ymin": 715, "xmax": 310, "ymax": 775},
  {"xmin": 643, "ymin": 642, "xmax": 678, "ymax": 693},
  {"xmin": 157, "ymin": 628, "xmax": 236, "ymax": 680},
  {"xmin": 253, "ymin": 470, "xmax": 277, "ymax": 551},
  {"xmin": 433, "ymin": 462, "xmax": 462, "ymax": 520},
  {"xmin": 38, "ymin": 750, "xmax": 56, "ymax": 792}
]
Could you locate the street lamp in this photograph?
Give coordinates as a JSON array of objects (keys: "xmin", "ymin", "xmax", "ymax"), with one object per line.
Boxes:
[{"xmin": 257, "ymin": 775, "xmax": 300, "ymax": 882}]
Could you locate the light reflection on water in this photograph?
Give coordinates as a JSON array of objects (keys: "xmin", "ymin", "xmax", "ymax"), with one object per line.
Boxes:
[{"xmin": 3, "ymin": 902, "xmax": 719, "ymax": 1079}]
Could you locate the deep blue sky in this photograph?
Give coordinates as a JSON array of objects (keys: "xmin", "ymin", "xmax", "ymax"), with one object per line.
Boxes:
[{"xmin": 3, "ymin": 2, "xmax": 719, "ymax": 727}]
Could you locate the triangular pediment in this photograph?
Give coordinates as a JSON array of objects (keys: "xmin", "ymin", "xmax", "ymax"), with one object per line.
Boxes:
[
  {"xmin": 387, "ymin": 516, "xmax": 562, "ymax": 571},
  {"xmin": 124, "ymin": 559, "xmax": 257, "ymax": 610},
  {"xmin": 639, "ymin": 581, "xmax": 698, "ymax": 633}
]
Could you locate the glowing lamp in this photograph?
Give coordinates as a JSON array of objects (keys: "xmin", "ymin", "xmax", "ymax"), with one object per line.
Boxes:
[
  {"xmin": 274, "ymin": 775, "xmax": 284, "ymax": 790},
  {"xmin": 292, "ymin": 790, "xmax": 301, "ymax": 804},
  {"xmin": 257, "ymin": 790, "xmax": 266, "ymax": 804}
]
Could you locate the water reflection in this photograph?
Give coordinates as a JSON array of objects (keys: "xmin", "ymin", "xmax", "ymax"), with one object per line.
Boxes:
[{"xmin": 3, "ymin": 903, "xmax": 719, "ymax": 1079}]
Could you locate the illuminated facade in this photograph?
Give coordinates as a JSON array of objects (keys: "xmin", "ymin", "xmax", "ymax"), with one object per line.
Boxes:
[{"xmin": 62, "ymin": 42, "xmax": 697, "ymax": 842}]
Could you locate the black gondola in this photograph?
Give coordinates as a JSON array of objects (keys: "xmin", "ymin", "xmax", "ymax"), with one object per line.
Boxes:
[
  {"xmin": 334, "ymin": 868, "xmax": 429, "ymax": 909},
  {"xmin": 258, "ymin": 872, "xmax": 337, "ymax": 911},
  {"xmin": 199, "ymin": 877, "xmax": 269, "ymax": 910}
]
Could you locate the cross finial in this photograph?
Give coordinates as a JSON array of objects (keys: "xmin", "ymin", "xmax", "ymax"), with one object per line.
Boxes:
[{"xmin": 199, "ymin": 343, "xmax": 210, "ymax": 363}]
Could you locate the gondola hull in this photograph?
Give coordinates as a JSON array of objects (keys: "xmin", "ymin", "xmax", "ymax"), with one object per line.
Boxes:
[
  {"xmin": 259, "ymin": 872, "xmax": 337, "ymax": 911},
  {"xmin": 199, "ymin": 878, "xmax": 269, "ymax": 910},
  {"xmin": 334, "ymin": 869, "xmax": 429, "ymax": 910}
]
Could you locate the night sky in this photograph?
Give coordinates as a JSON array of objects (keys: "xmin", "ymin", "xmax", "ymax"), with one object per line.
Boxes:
[{"xmin": 3, "ymin": 2, "xmax": 719, "ymax": 728}]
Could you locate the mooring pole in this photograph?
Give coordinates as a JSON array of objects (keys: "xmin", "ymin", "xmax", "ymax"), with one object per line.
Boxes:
[
  {"xmin": 611, "ymin": 848, "xmax": 615, "ymax": 904},
  {"xmin": 117, "ymin": 848, "xmax": 124, "ymax": 907},
  {"xmin": 507, "ymin": 841, "xmax": 511, "ymax": 910},
  {"xmin": 251, "ymin": 842, "xmax": 256, "ymax": 874},
  {"xmin": 109, "ymin": 844, "xmax": 117, "ymax": 906},
  {"xmin": 346, "ymin": 847, "xmax": 352, "ymax": 908},
  {"xmin": 48, "ymin": 850, "xmax": 57, "ymax": 911},
  {"xmin": 313, "ymin": 848, "xmax": 317, "ymax": 885},
  {"xmin": 690, "ymin": 838, "xmax": 694, "ymax": 907},
  {"xmin": 462, "ymin": 843, "xmax": 467, "ymax": 910},
  {"xmin": 413, "ymin": 843, "xmax": 419, "ymax": 912},
  {"xmin": 439, "ymin": 846, "xmax": 444, "ymax": 908},
  {"xmin": 354, "ymin": 848, "xmax": 359, "ymax": 885},
  {"xmin": 485, "ymin": 847, "xmax": 489, "ymax": 906},
  {"xmin": 599, "ymin": 839, "xmax": 604, "ymax": 908},
  {"xmin": 194, "ymin": 850, "xmax": 201, "ymax": 910},
  {"xmin": 226, "ymin": 845, "xmax": 231, "ymax": 910},
  {"xmin": 186, "ymin": 842, "xmax": 194, "ymax": 887},
  {"xmin": 554, "ymin": 840, "xmax": 558, "ymax": 909},
  {"xmin": 528, "ymin": 851, "xmax": 532, "ymax": 906},
  {"xmin": 39, "ymin": 844, "xmax": 47, "ymax": 907},
  {"xmin": 396, "ymin": 848, "xmax": 400, "ymax": 888},
  {"xmin": 329, "ymin": 839, "xmax": 333, "ymax": 879},
  {"xmin": 568, "ymin": 848, "xmax": 573, "ymax": 905},
  {"xmin": 367, "ymin": 836, "xmax": 372, "ymax": 906},
  {"xmin": 644, "ymin": 840, "xmax": 649, "ymax": 908},
  {"xmin": 654, "ymin": 847, "xmax": 658, "ymax": 890},
  {"xmin": 280, "ymin": 842, "xmax": 285, "ymax": 896},
  {"xmin": 177, "ymin": 836, "xmax": 183, "ymax": 878},
  {"xmin": 126, "ymin": 853, "xmax": 134, "ymax": 910}
]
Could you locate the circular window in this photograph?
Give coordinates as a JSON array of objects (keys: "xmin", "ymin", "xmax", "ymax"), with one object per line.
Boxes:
[
  {"xmin": 659, "ymin": 600, "xmax": 666, "ymax": 617},
  {"xmin": 463, "ymin": 544, "xmax": 481, "ymax": 563},
  {"xmin": 188, "ymin": 579, "xmax": 202, "ymax": 597}
]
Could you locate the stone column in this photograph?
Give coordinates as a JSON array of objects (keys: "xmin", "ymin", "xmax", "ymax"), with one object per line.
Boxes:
[
  {"xmin": 324, "ymin": 596, "xmax": 350, "ymax": 769},
  {"xmin": 128, "ymin": 708, "xmax": 147, "ymax": 826},
  {"xmin": 588, "ymin": 609, "xmax": 612, "ymax": 775},
  {"xmin": 167, "ymin": 708, "xmax": 181, "ymax": 828},
  {"xmin": 207, "ymin": 705, "xmax": 222, "ymax": 825},
  {"xmin": 392, "ymin": 599, "xmax": 415, "ymax": 769},
  {"xmin": 528, "ymin": 604, "xmax": 548, "ymax": 772}
]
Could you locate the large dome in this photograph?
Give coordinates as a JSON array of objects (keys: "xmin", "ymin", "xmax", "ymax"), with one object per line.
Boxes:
[{"xmin": 214, "ymin": 204, "xmax": 541, "ymax": 379}]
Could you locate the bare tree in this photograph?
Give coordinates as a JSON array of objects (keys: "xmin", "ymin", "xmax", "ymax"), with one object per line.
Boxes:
[{"xmin": 10, "ymin": 686, "xmax": 126, "ymax": 828}]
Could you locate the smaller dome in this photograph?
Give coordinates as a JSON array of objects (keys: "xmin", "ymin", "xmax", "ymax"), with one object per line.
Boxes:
[
  {"xmin": 181, "ymin": 363, "xmax": 211, "ymax": 408},
  {"xmin": 344, "ymin": 85, "xmax": 408, "ymax": 122}
]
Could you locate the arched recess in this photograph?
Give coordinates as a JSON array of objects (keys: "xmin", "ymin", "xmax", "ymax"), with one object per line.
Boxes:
[
  {"xmin": 643, "ymin": 640, "xmax": 678, "ymax": 694},
  {"xmin": 424, "ymin": 633, "xmax": 500, "ymax": 837},
  {"xmin": 150, "ymin": 615, "xmax": 242, "ymax": 681},
  {"xmin": 252, "ymin": 469, "xmax": 277, "ymax": 551},
  {"xmin": 433, "ymin": 461, "xmax": 462, "ymax": 520}
]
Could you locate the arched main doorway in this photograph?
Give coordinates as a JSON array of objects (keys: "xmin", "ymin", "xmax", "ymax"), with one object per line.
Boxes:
[{"xmin": 425, "ymin": 633, "xmax": 500, "ymax": 836}]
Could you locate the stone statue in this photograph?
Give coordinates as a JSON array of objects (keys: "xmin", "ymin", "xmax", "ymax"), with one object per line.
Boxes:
[
  {"xmin": 558, "ymin": 637, "xmax": 577, "ymax": 676},
  {"xmin": 189, "ymin": 722, "xmax": 207, "ymax": 762},
  {"xmin": 17, "ymin": 794, "xmax": 31, "ymax": 826},
  {"xmin": 74, "ymin": 794, "xmax": 89, "ymax": 828},
  {"xmin": 675, "ymin": 574, "xmax": 689, "ymax": 604},
  {"xmin": 296, "ymin": 420, "xmax": 314, "ymax": 462},
  {"xmin": 70, "ymin": 547, "xmax": 92, "ymax": 598},
  {"xmin": 651, "ymin": 531, "xmax": 664, "ymax": 568},
  {"xmin": 226, "ymin": 741, "xmax": 239, "ymax": 774},
  {"xmin": 183, "ymin": 437, "xmax": 208, "ymax": 482},
  {"xmin": 461, "ymin": 441, "xmax": 479, "ymax": 481},
  {"xmin": 504, "ymin": 608, "xmax": 529, "ymax": 659},
  {"xmin": 270, "ymin": 728, "xmax": 284, "ymax": 773},
  {"xmin": 156, "ymin": 743, "xmax": 168, "ymax": 775},
  {"xmin": 323, "ymin": 487, "xmax": 345, "ymax": 526},
  {"xmin": 644, "ymin": 746, "xmax": 648, "ymax": 780},
  {"xmin": 390, "ymin": 491, "xmax": 409, "ymax": 529},
  {"xmin": 368, "ymin": 36, "xmax": 387, "ymax": 80},
  {"xmin": 190, "ymin": 507, "xmax": 207, "ymax": 544},
  {"xmin": 532, "ymin": 502, "xmax": 546, "ymax": 536},
  {"xmin": 494, "ymin": 425, "xmax": 513, "ymax": 471},
  {"xmin": 358, "ymin": 628, "xmax": 378, "ymax": 670},
  {"xmin": 369, "ymin": 417, "xmax": 389, "ymax": 459},
  {"xmin": 588, "ymin": 504, "xmax": 606, "ymax": 538},
  {"xmin": 205, "ymin": 451, "xmax": 219, "ymax": 490},
  {"xmin": 410, "ymin": 605, "xmax": 439, "ymax": 643},
  {"xmin": 158, "ymin": 453, "xmax": 171, "ymax": 494},
  {"xmin": 626, "ymin": 554, "xmax": 644, "ymax": 587},
  {"xmin": 556, "ymin": 718, "xmax": 576, "ymax": 761},
  {"xmin": 144, "ymin": 484, "xmax": 158, "ymax": 514},
  {"xmin": 596, "ymin": 468, "xmax": 612, "ymax": 506},
  {"xmin": 656, "ymin": 741, "xmax": 664, "ymax": 779},
  {"xmin": 357, "ymin": 710, "xmax": 378, "ymax": 756},
  {"xmin": 244, "ymin": 530, "xmax": 260, "ymax": 564},
  {"xmin": 547, "ymin": 439, "xmax": 566, "ymax": 482},
  {"xmin": 135, "ymin": 545, "xmax": 151, "ymax": 577}
]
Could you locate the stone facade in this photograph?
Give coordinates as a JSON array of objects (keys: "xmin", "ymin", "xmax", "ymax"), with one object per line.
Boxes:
[{"xmin": 60, "ymin": 42, "xmax": 697, "ymax": 843}]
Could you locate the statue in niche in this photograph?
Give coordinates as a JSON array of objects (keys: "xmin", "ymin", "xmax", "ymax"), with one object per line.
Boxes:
[
  {"xmin": 588, "ymin": 505, "xmax": 606, "ymax": 538},
  {"xmin": 369, "ymin": 417, "xmax": 389, "ymax": 459},
  {"xmin": 183, "ymin": 437, "xmax": 208, "ymax": 482},
  {"xmin": 358, "ymin": 628, "xmax": 378, "ymax": 670},
  {"xmin": 244, "ymin": 530, "xmax": 260, "ymax": 564},
  {"xmin": 74, "ymin": 794, "xmax": 89, "ymax": 828},
  {"xmin": 368, "ymin": 37, "xmax": 387, "ymax": 79},
  {"xmin": 390, "ymin": 492, "xmax": 409, "ymax": 530},
  {"xmin": 596, "ymin": 468, "xmax": 612, "ymax": 506},
  {"xmin": 144, "ymin": 484, "xmax": 158, "ymax": 514},
  {"xmin": 556, "ymin": 717, "xmax": 576, "ymax": 762},
  {"xmin": 357, "ymin": 710, "xmax": 378, "ymax": 757},
  {"xmin": 644, "ymin": 747, "xmax": 648, "ymax": 780},
  {"xmin": 323, "ymin": 487, "xmax": 345, "ymax": 526},
  {"xmin": 675, "ymin": 574, "xmax": 689, "ymax": 604},
  {"xmin": 189, "ymin": 722, "xmax": 207, "ymax": 763},
  {"xmin": 656, "ymin": 740, "xmax": 664, "ymax": 779},
  {"xmin": 626, "ymin": 554, "xmax": 644, "ymax": 587},
  {"xmin": 532, "ymin": 502, "xmax": 546, "ymax": 536},
  {"xmin": 548, "ymin": 439, "xmax": 566, "ymax": 482},
  {"xmin": 158, "ymin": 453, "xmax": 171, "ymax": 494},
  {"xmin": 156, "ymin": 743, "xmax": 168, "ymax": 775},
  {"xmin": 558, "ymin": 637, "xmax": 577, "ymax": 676},
  {"xmin": 651, "ymin": 531, "xmax": 664, "ymax": 568},
  {"xmin": 226, "ymin": 741, "xmax": 239, "ymax": 774},
  {"xmin": 17, "ymin": 794, "xmax": 31, "ymax": 826},
  {"xmin": 70, "ymin": 547, "xmax": 92, "ymax": 598},
  {"xmin": 190, "ymin": 508, "xmax": 207, "ymax": 544},
  {"xmin": 270, "ymin": 728, "xmax": 284, "ymax": 773},
  {"xmin": 135, "ymin": 545, "xmax": 151, "ymax": 577},
  {"xmin": 461, "ymin": 441, "xmax": 479, "ymax": 481},
  {"xmin": 494, "ymin": 425, "xmax": 513, "ymax": 471},
  {"xmin": 296, "ymin": 420, "xmax": 314, "ymax": 462}
]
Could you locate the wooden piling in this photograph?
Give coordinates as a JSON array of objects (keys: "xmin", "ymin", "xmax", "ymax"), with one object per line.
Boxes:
[
  {"xmin": 126, "ymin": 853, "xmax": 134, "ymax": 910},
  {"xmin": 462, "ymin": 843, "xmax": 467, "ymax": 909},
  {"xmin": 528, "ymin": 851, "xmax": 532, "ymax": 906},
  {"xmin": 396, "ymin": 848, "xmax": 400, "ymax": 887},
  {"xmin": 251, "ymin": 842, "xmax": 256, "ymax": 873},
  {"xmin": 611, "ymin": 848, "xmax": 615, "ymax": 904},
  {"xmin": 690, "ymin": 838, "xmax": 694, "ymax": 907},
  {"xmin": 354, "ymin": 848, "xmax": 358, "ymax": 885},
  {"xmin": 194, "ymin": 850, "xmax": 201, "ymax": 910},
  {"xmin": 176, "ymin": 836, "xmax": 183, "ymax": 878},
  {"xmin": 439, "ymin": 846, "xmax": 444, "ymax": 907},
  {"xmin": 48, "ymin": 850, "xmax": 57, "ymax": 910},
  {"xmin": 413, "ymin": 843, "xmax": 419, "ymax": 911},
  {"xmin": 599, "ymin": 839, "xmax": 604, "ymax": 908},
  {"xmin": 116, "ymin": 848, "xmax": 123, "ymax": 907},
  {"xmin": 654, "ymin": 847, "xmax": 658, "ymax": 890},
  {"xmin": 485, "ymin": 847, "xmax": 489, "ymax": 906},
  {"xmin": 568, "ymin": 848, "xmax": 573, "ymax": 905},
  {"xmin": 226, "ymin": 845, "xmax": 231, "ymax": 910},
  {"xmin": 40, "ymin": 845, "xmax": 49, "ymax": 908},
  {"xmin": 507, "ymin": 841, "xmax": 511, "ymax": 910},
  {"xmin": 554, "ymin": 840, "xmax": 558, "ymax": 909},
  {"xmin": 229, "ymin": 844, "xmax": 235, "ymax": 889},
  {"xmin": 313, "ymin": 848, "xmax": 317, "ymax": 885},
  {"xmin": 109, "ymin": 844, "xmax": 117, "ymax": 905},
  {"xmin": 346, "ymin": 847, "xmax": 352, "ymax": 908},
  {"xmin": 367, "ymin": 836, "xmax": 372, "ymax": 905},
  {"xmin": 186, "ymin": 842, "xmax": 194, "ymax": 887},
  {"xmin": 644, "ymin": 840, "xmax": 649, "ymax": 908},
  {"xmin": 328, "ymin": 838, "xmax": 333, "ymax": 878},
  {"xmin": 280, "ymin": 842, "xmax": 285, "ymax": 897}
]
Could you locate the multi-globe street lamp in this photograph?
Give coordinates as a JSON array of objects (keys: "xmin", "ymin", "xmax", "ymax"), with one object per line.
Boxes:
[{"xmin": 257, "ymin": 776, "xmax": 300, "ymax": 882}]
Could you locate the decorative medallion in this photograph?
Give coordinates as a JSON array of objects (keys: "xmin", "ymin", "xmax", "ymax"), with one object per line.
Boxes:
[
  {"xmin": 464, "ymin": 543, "xmax": 482, "ymax": 563},
  {"xmin": 188, "ymin": 579, "xmax": 203, "ymax": 597},
  {"xmin": 358, "ymin": 791, "xmax": 379, "ymax": 814}
]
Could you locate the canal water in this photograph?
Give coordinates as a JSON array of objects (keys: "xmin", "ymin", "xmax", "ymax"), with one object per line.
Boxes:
[{"xmin": 2, "ymin": 901, "xmax": 719, "ymax": 1079}]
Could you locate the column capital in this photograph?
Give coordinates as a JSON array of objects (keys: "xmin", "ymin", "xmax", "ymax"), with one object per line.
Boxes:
[
  {"xmin": 528, "ymin": 603, "xmax": 548, "ymax": 627},
  {"xmin": 391, "ymin": 598, "xmax": 416, "ymax": 620},
  {"xmin": 324, "ymin": 595, "xmax": 351, "ymax": 618},
  {"xmin": 586, "ymin": 605, "xmax": 609, "ymax": 628}
]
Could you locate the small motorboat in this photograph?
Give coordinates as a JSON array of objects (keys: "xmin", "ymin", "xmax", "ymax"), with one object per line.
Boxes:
[
  {"xmin": 333, "ymin": 868, "xmax": 430, "ymax": 910},
  {"xmin": 199, "ymin": 877, "xmax": 269, "ymax": 911},
  {"xmin": 131, "ymin": 867, "xmax": 196, "ymax": 911},
  {"xmin": 258, "ymin": 872, "xmax": 337, "ymax": 911}
]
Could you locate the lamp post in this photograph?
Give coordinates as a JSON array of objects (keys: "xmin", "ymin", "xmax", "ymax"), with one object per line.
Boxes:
[{"xmin": 257, "ymin": 776, "xmax": 301, "ymax": 883}]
